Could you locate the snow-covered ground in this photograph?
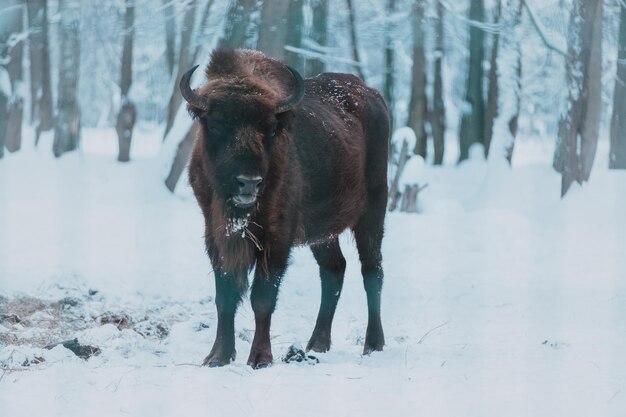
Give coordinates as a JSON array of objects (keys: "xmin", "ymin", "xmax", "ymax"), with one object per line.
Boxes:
[{"xmin": 1, "ymin": 127, "xmax": 625, "ymax": 417}]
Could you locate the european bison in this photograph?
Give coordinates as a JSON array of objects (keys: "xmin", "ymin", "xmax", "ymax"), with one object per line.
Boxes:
[{"xmin": 181, "ymin": 49, "xmax": 389, "ymax": 368}]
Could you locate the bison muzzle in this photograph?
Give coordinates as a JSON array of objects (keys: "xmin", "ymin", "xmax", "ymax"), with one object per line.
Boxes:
[{"xmin": 182, "ymin": 49, "xmax": 390, "ymax": 368}]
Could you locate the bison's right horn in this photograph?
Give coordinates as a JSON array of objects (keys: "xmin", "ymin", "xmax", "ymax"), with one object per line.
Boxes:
[
  {"xmin": 179, "ymin": 65, "xmax": 211, "ymax": 111},
  {"xmin": 275, "ymin": 66, "xmax": 305, "ymax": 114}
]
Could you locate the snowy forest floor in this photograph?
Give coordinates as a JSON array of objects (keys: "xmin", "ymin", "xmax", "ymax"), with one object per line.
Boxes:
[{"xmin": 1, "ymin": 126, "xmax": 625, "ymax": 417}]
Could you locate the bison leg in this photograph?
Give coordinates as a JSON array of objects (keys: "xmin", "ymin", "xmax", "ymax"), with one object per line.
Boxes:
[
  {"xmin": 247, "ymin": 249, "xmax": 290, "ymax": 369},
  {"xmin": 353, "ymin": 189, "xmax": 387, "ymax": 354},
  {"xmin": 306, "ymin": 239, "xmax": 346, "ymax": 353},
  {"xmin": 203, "ymin": 270, "xmax": 244, "ymax": 367}
]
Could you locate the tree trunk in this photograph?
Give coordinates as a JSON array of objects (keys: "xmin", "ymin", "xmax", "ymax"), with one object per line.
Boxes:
[
  {"xmin": 116, "ymin": 0, "xmax": 136, "ymax": 162},
  {"xmin": 219, "ymin": 0, "xmax": 257, "ymax": 49},
  {"xmin": 53, "ymin": 0, "xmax": 81, "ymax": 158},
  {"xmin": 488, "ymin": 0, "xmax": 522, "ymax": 165},
  {"xmin": 27, "ymin": 0, "xmax": 54, "ymax": 143},
  {"xmin": 407, "ymin": 0, "xmax": 428, "ymax": 158},
  {"xmin": 345, "ymin": 0, "xmax": 364, "ymax": 80},
  {"xmin": 284, "ymin": 0, "xmax": 305, "ymax": 73},
  {"xmin": 458, "ymin": 0, "xmax": 486, "ymax": 162},
  {"xmin": 163, "ymin": 0, "xmax": 196, "ymax": 140},
  {"xmin": 382, "ymin": 0, "xmax": 396, "ymax": 131},
  {"xmin": 162, "ymin": 0, "xmax": 176, "ymax": 76},
  {"xmin": 610, "ymin": 3, "xmax": 626, "ymax": 169},
  {"xmin": 257, "ymin": 0, "xmax": 290, "ymax": 60},
  {"xmin": 484, "ymin": 0, "xmax": 501, "ymax": 157},
  {"xmin": 165, "ymin": 127, "xmax": 196, "ymax": 192},
  {"xmin": 553, "ymin": 0, "xmax": 602, "ymax": 196},
  {"xmin": 0, "ymin": 92, "xmax": 6, "ymax": 158},
  {"xmin": 306, "ymin": 0, "xmax": 329, "ymax": 77},
  {"xmin": 164, "ymin": 0, "xmax": 257, "ymax": 192},
  {"xmin": 430, "ymin": 0, "xmax": 445, "ymax": 165},
  {"xmin": 1, "ymin": 0, "xmax": 24, "ymax": 154}
]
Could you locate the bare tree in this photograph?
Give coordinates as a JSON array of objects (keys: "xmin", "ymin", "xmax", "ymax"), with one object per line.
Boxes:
[
  {"xmin": 116, "ymin": 0, "xmax": 136, "ymax": 162},
  {"xmin": 484, "ymin": 0, "xmax": 501, "ymax": 157},
  {"xmin": 430, "ymin": 0, "xmax": 445, "ymax": 165},
  {"xmin": 488, "ymin": 0, "xmax": 523, "ymax": 165},
  {"xmin": 163, "ymin": 0, "xmax": 197, "ymax": 140},
  {"xmin": 27, "ymin": 0, "xmax": 54, "ymax": 143},
  {"xmin": 382, "ymin": 0, "xmax": 396, "ymax": 130},
  {"xmin": 610, "ymin": 3, "xmax": 626, "ymax": 169},
  {"xmin": 220, "ymin": 0, "xmax": 257, "ymax": 49},
  {"xmin": 306, "ymin": 0, "xmax": 329, "ymax": 77},
  {"xmin": 345, "ymin": 0, "xmax": 364, "ymax": 80},
  {"xmin": 458, "ymin": 0, "xmax": 486, "ymax": 162},
  {"xmin": 162, "ymin": 0, "xmax": 177, "ymax": 76},
  {"xmin": 284, "ymin": 0, "xmax": 305, "ymax": 73},
  {"xmin": 553, "ymin": 0, "xmax": 603, "ymax": 196},
  {"xmin": 162, "ymin": 0, "xmax": 215, "ymax": 140},
  {"xmin": 407, "ymin": 0, "xmax": 428, "ymax": 158},
  {"xmin": 1, "ymin": 0, "xmax": 25, "ymax": 154},
  {"xmin": 53, "ymin": 0, "xmax": 81, "ymax": 157},
  {"xmin": 257, "ymin": 0, "xmax": 291, "ymax": 60}
]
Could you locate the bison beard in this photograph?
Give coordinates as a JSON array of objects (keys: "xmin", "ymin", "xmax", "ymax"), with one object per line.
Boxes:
[{"xmin": 183, "ymin": 49, "xmax": 390, "ymax": 368}]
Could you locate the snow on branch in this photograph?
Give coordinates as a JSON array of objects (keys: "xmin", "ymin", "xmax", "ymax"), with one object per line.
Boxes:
[
  {"xmin": 438, "ymin": 0, "xmax": 503, "ymax": 34},
  {"xmin": 284, "ymin": 45, "xmax": 365, "ymax": 68},
  {"xmin": 521, "ymin": 0, "xmax": 567, "ymax": 57}
]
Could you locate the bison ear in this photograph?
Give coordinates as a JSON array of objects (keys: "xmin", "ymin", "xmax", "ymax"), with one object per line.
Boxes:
[{"xmin": 275, "ymin": 66, "xmax": 305, "ymax": 114}]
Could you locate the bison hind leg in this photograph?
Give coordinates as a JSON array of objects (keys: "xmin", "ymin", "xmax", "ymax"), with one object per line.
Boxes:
[
  {"xmin": 306, "ymin": 238, "xmax": 346, "ymax": 353},
  {"xmin": 352, "ymin": 187, "xmax": 386, "ymax": 354}
]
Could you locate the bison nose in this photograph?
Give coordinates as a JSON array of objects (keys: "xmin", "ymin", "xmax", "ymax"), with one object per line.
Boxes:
[{"xmin": 236, "ymin": 175, "xmax": 263, "ymax": 194}]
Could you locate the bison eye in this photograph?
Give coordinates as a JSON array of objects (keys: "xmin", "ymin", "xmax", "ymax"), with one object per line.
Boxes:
[{"xmin": 207, "ymin": 124, "xmax": 223, "ymax": 136}]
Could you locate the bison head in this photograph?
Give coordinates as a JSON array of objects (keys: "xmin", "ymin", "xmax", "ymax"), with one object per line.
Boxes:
[{"xmin": 180, "ymin": 49, "xmax": 304, "ymax": 210}]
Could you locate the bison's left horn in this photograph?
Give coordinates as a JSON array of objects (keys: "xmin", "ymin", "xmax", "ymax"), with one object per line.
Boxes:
[
  {"xmin": 179, "ymin": 65, "xmax": 211, "ymax": 111},
  {"xmin": 275, "ymin": 66, "xmax": 305, "ymax": 114}
]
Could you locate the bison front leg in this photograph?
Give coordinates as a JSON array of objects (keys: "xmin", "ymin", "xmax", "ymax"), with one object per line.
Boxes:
[
  {"xmin": 247, "ymin": 248, "xmax": 291, "ymax": 369},
  {"xmin": 307, "ymin": 239, "xmax": 346, "ymax": 353},
  {"xmin": 203, "ymin": 270, "xmax": 244, "ymax": 367}
]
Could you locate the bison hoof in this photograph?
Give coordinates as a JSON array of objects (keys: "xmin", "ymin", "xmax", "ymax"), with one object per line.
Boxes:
[
  {"xmin": 306, "ymin": 334, "xmax": 331, "ymax": 353},
  {"xmin": 203, "ymin": 349, "xmax": 236, "ymax": 367},
  {"xmin": 363, "ymin": 336, "xmax": 385, "ymax": 355},
  {"xmin": 247, "ymin": 350, "xmax": 273, "ymax": 369}
]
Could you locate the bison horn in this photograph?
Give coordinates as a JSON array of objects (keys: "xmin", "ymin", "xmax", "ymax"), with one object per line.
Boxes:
[
  {"xmin": 179, "ymin": 65, "xmax": 211, "ymax": 111},
  {"xmin": 275, "ymin": 66, "xmax": 305, "ymax": 114}
]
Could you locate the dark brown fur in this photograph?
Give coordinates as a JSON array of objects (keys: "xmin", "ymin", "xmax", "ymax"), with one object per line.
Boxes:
[{"xmin": 186, "ymin": 49, "xmax": 390, "ymax": 368}]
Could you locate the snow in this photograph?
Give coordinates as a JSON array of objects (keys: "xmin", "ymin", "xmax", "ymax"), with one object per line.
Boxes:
[
  {"xmin": 391, "ymin": 126, "xmax": 417, "ymax": 150},
  {"xmin": 398, "ymin": 154, "xmax": 426, "ymax": 188},
  {"xmin": 0, "ymin": 67, "xmax": 10, "ymax": 98},
  {"xmin": 1, "ymin": 128, "xmax": 626, "ymax": 417}
]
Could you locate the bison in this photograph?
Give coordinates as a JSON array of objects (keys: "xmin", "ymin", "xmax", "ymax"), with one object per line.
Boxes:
[{"xmin": 181, "ymin": 49, "xmax": 389, "ymax": 368}]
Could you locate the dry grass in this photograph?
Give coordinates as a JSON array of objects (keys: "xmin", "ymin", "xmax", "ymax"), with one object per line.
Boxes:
[{"xmin": 0, "ymin": 295, "xmax": 91, "ymax": 348}]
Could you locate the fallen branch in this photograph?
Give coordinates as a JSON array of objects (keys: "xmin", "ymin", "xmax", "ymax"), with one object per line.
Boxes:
[{"xmin": 417, "ymin": 321, "xmax": 449, "ymax": 344}]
